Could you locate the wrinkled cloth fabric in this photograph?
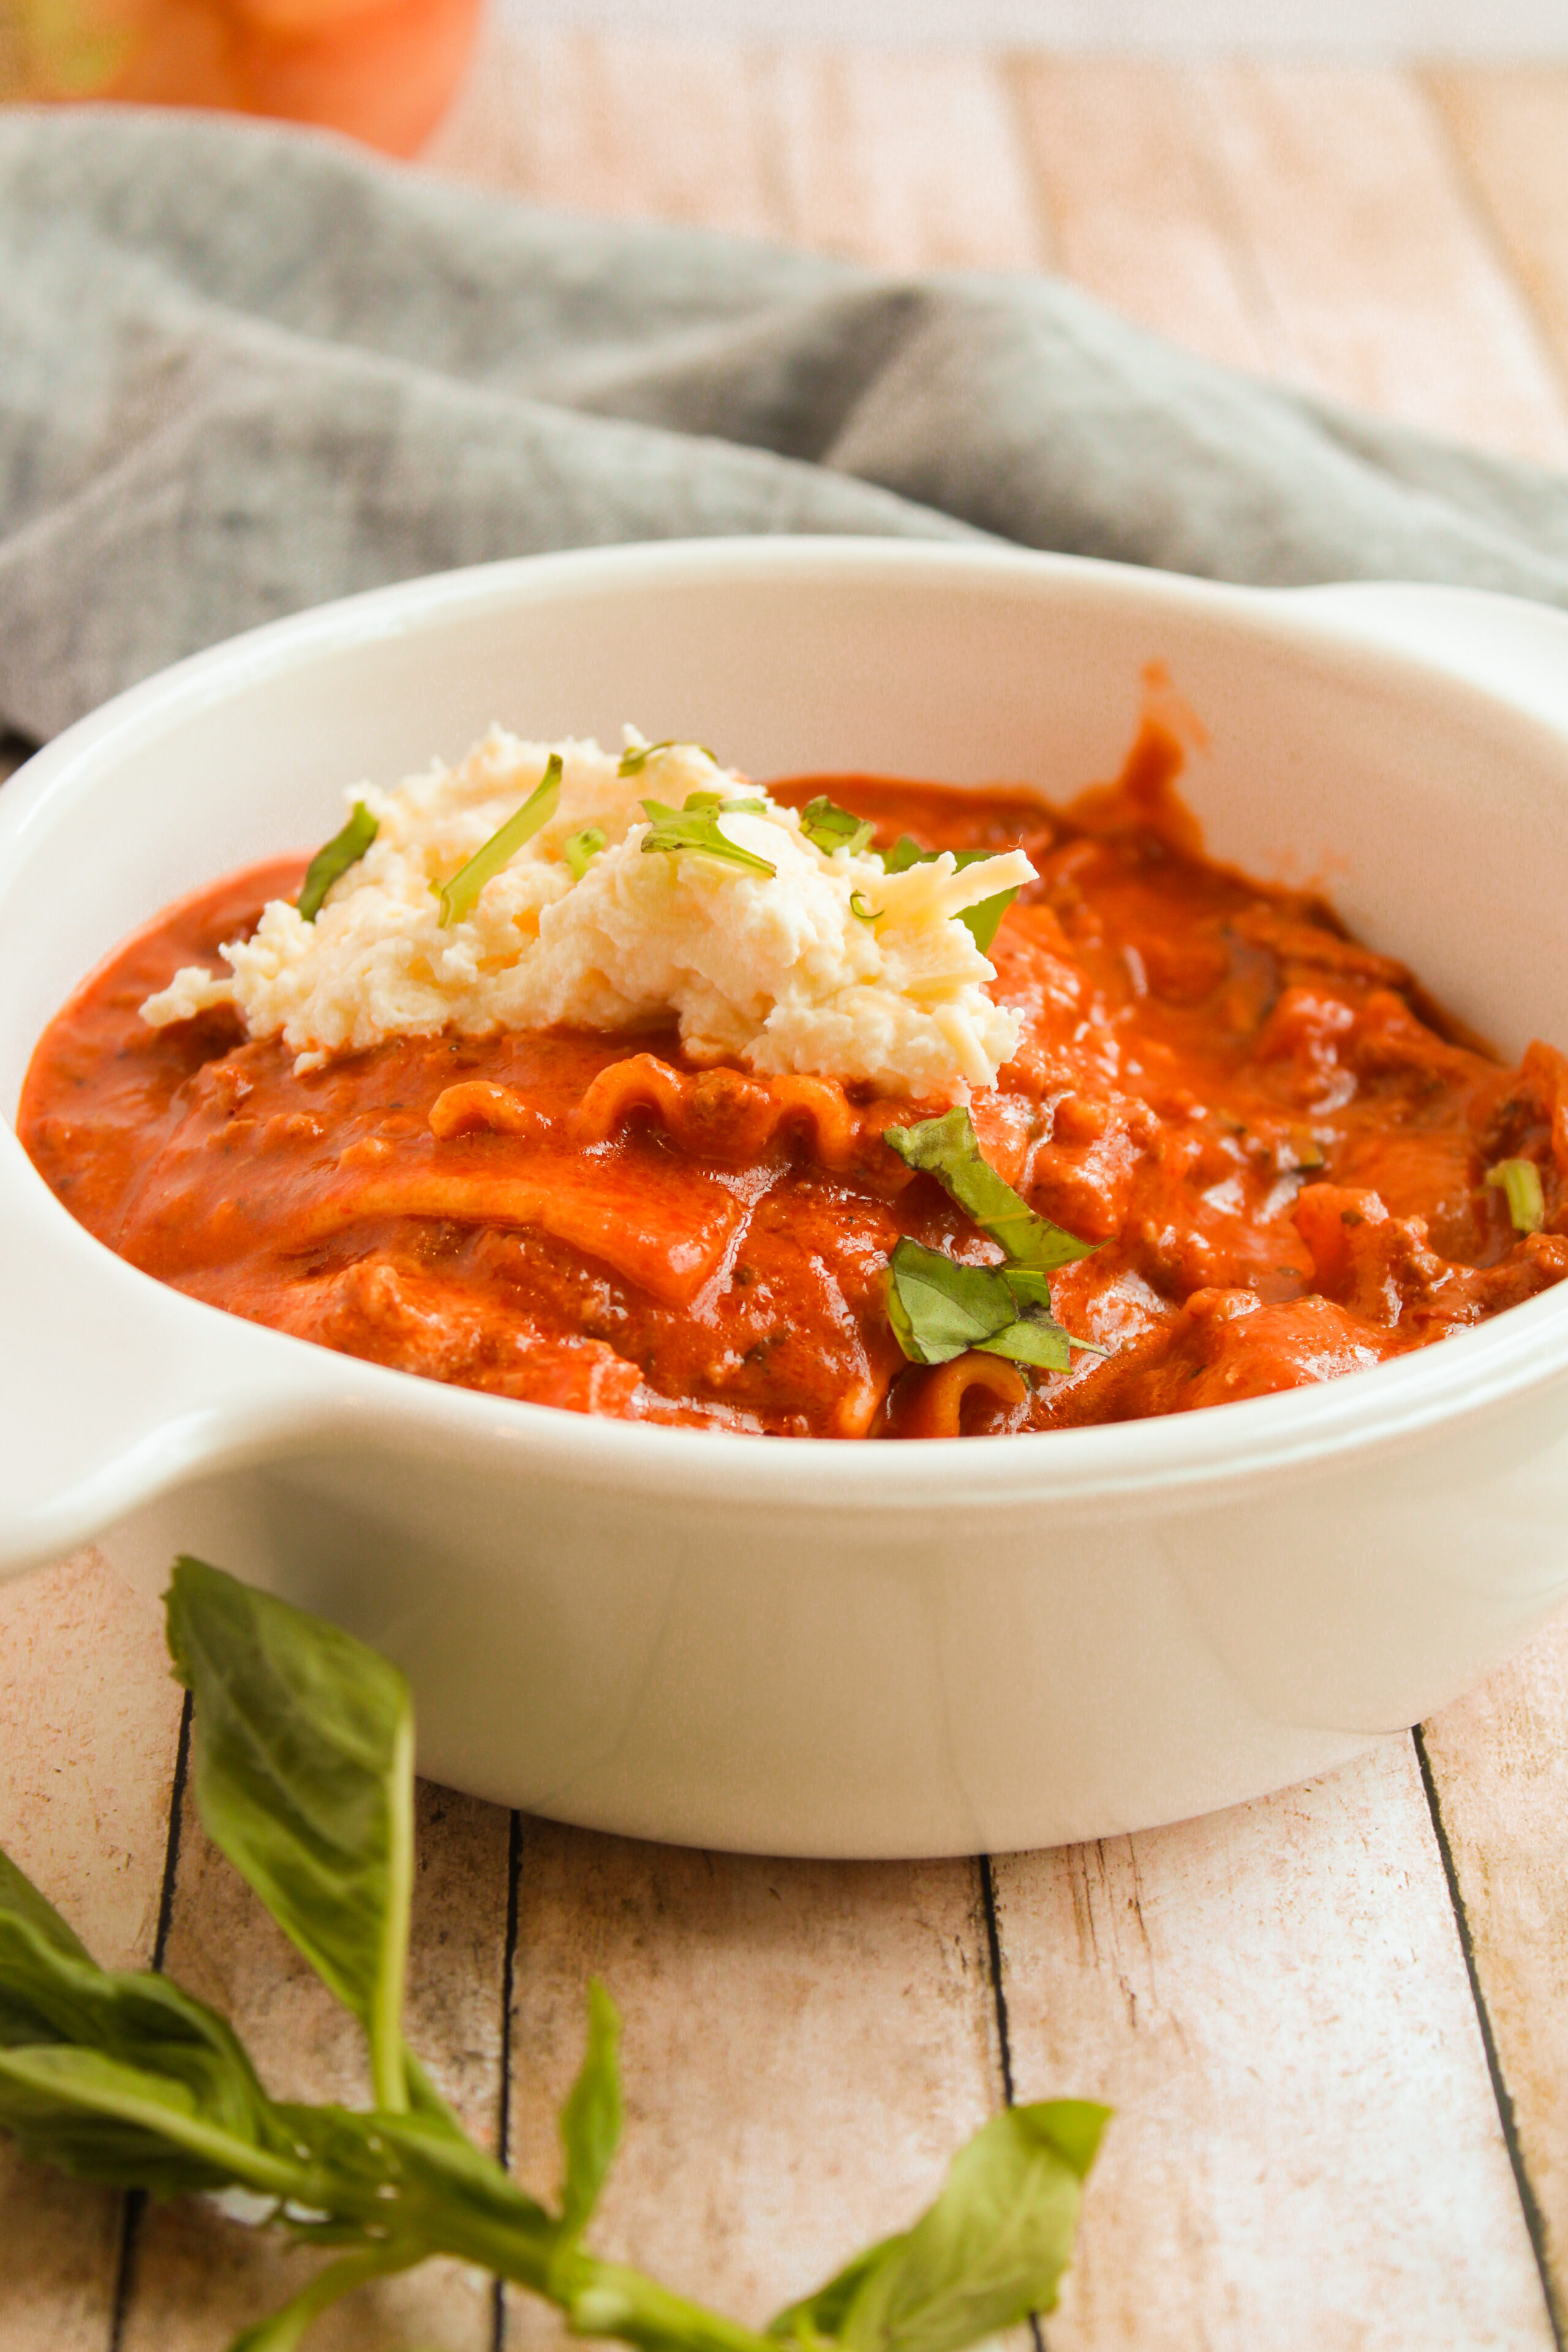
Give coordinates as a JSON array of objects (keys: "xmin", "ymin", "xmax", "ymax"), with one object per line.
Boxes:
[{"xmin": 5, "ymin": 104, "xmax": 1568, "ymax": 743}]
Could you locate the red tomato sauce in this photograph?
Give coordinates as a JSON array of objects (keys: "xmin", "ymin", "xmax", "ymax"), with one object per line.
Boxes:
[{"xmin": 20, "ymin": 726, "xmax": 1568, "ymax": 1438}]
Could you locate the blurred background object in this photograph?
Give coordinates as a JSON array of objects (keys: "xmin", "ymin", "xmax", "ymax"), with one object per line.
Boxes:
[{"xmin": 0, "ymin": 0, "xmax": 484, "ymax": 154}]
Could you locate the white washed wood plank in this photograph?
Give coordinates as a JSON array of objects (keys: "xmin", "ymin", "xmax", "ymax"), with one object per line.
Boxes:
[
  {"xmin": 1009, "ymin": 57, "xmax": 1271, "ymax": 372},
  {"xmin": 997, "ymin": 1743, "xmax": 1555, "ymax": 2351},
  {"xmin": 502, "ymin": 1826, "xmax": 1003, "ymax": 2346},
  {"xmin": 119, "ymin": 1783, "xmax": 509, "ymax": 2351},
  {"xmin": 1419, "ymin": 1626, "xmax": 1568, "ymax": 2330},
  {"xmin": 1188, "ymin": 61, "xmax": 1568, "ymax": 463},
  {"xmin": 0, "ymin": 1548, "xmax": 184, "ymax": 2352},
  {"xmin": 769, "ymin": 48, "xmax": 1047, "ymax": 271},
  {"xmin": 425, "ymin": 26, "xmax": 785, "ymax": 239},
  {"xmin": 1426, "ymin": 65, "xmax": 1568, "ymax": 387}
]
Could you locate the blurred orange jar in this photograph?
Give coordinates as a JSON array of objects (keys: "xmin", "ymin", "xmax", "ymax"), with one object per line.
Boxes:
[{"xmin": 6, "ymin": 0, "xmax": 484, "ymax": 156}]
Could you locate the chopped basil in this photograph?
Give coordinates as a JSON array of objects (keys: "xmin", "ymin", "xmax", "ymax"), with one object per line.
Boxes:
[
  {"xmin": 850, "ymin": 891, "xmax": 883, "ymax": 923},
  {"xmin": 564, "ymin": 824, "xmax": 607, "ymax": 881},
  {"xmin": 800, "ymin": 794, "xmax": 876, "ymax": 858},
  {"xmin": 640, "ymin": 792, "xmax": 777, "ymax": 876},
  {"xmin": 886, "ymin": 1238, "xmax": 1074, "ymax": 1372},
  {"xmin": 883, "ymin": 1110, "xmax": 1099, "ymax": 1381},
  {"xmin": 298, "ymin": 802, "xmax": 378, "ymax": 924},
  {"xmin": 886, "ymin": 1106, "xmax": 1097, "ymax": 1271},
  {"xmin": 883, "ymin": 835, "xmax": 1019, "ymax": 953},
  {"xmin": 1487, "ymin": 1156, "xmax": 1546, "ymax": 1234},
  {"xmin": 617, "ymin": 739, "xmax": 715, "ymax": 777},
  {"xmin": 434, "ymin": 755, "xmax": 562, "ymax": 929}
]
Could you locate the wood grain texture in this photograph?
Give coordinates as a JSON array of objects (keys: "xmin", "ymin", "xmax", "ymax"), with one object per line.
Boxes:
[
  {"xmin": 1427, "ymin": 66, "xmax": 1568, "ymax": 391},
  {"xmin": 1187, "ymin": 61, "xmax": 1568, "ymax": 464},
  {"xmin": 1010, "ymin": 58, "xmax": 1269, "ymax": 372},
  {"xmin": 1419, "ymin": 1627, "xmax": 1568, "ymax": 2339},
  {"xmin": 769, "ymin": 49, "xmax": 1047, "ymax": 270},
  {"xmin": 426, "ymin": 24, "xmax": 786, "ymax": 237},
  {"xmin": 0, "ymin": 1548, "xmax": 184, "ymax": 2352},
  {"xmin": 997, "ymin": 1743, "xmax": 1556, "ymax": 2351},
  {"xmin": 119, "ymin": 1782, "xmax": 510, "ymax": 2352},
  {"xmin": 499, "ymin": 1825, "xmax": 1003, "ymax": 2347}
]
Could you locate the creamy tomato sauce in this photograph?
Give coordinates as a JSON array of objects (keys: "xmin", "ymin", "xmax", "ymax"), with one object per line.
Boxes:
[{"xmin": 21, "ymin": 726, "xmax": 1568, "ymax": 1438}]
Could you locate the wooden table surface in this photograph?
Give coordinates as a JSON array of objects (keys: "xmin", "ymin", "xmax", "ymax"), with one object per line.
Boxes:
[{"xmin": 6, "ymin": 33, "xmax": 1568, "ymax": 2352}]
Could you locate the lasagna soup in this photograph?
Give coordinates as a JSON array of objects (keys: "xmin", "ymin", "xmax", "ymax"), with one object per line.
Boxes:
[{"xmin": 21, "ymin": 719, "xmax": 1568, "ymax": 1439}]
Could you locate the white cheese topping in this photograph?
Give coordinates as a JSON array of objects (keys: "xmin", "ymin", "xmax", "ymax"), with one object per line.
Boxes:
[{"xmin": 141, "ymin": 731, "xmax": 1035, "ymax": 1098}]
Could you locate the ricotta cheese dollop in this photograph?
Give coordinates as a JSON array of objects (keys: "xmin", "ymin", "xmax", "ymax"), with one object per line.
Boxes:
[{"xmin": 141, "ymin": 731, "xmax": 1035, "ymax": 1098}]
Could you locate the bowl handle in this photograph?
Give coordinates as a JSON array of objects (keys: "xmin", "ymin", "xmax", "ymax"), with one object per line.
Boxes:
[
  {"xmin": 0, "ymin": 1128, "xmax": 344, "ymax": 1583},
  {"xmin": 1288, "ymin": 582, "xmax": 1568, "ymax": 737}
]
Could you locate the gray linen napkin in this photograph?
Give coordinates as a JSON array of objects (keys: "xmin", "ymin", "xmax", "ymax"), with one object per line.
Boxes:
[{"xmin": 5, "ymin": 103, "xmax": 1568, "ymax": 745}]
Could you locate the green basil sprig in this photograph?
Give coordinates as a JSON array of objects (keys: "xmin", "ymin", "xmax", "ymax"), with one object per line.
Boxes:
[
  {"xmin": 884, "ymin": 1109, "xmax": 1100, "ymax": 1378},
  {"xmin": 0, "ymin": 1560, "xmax": 1106, "ymax": 2352},
  {"xmin": 298, "ymin": 802, "xmax": 378, "ymax": 924},
  {"xmin": 434, "ymin": 755, "xmax": 563, "ymax": 929},
  {"xmin": 641, "ymin": 793, "xmax": 777, "ymax": 877},
  {"xmin": 883, "ymin": 837, "xmax": 1019, "ymax": 956},
  {"xmin": 800, "ymin": 796, "xmax": 876, "ymax": 858}
]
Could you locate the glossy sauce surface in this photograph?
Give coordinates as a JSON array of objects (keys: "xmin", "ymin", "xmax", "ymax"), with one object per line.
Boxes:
[{"xmin": 21, "ymin": 728, "xmax": 1568, "ymax": 1437}]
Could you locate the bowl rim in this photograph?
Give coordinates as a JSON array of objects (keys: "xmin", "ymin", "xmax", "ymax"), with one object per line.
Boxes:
[{"xmin": 7, "ymin": 532, "xmax": 1568, "ymax": 1525}]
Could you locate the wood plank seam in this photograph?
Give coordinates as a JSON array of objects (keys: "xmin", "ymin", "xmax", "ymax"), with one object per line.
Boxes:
[
  {"xmin": 1412, "ymin": 1724, "xmax": 1566, "ymax": 2350},
  {"xmin": 492, "ymin": 1808, "xmax": 524, "ymax": 2352},
  {"xmin": 1418, "ymin": 72, "xmax": 1568, "ymax": 417},
  {"xmin": 105, "ymin": 1687, "xmax": 194, "ymax": 2352},
  {"xmin": 979, "ymin": 1853, "xmax": 1047, "ymax": 2352}
]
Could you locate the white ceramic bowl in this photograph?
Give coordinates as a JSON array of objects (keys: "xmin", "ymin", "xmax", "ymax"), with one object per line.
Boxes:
[{"xmin": 4, "ymin": 540, "xmax": 1568, "ymax": 1858}]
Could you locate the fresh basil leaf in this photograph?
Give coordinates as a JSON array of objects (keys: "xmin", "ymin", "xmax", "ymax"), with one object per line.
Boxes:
[
  {"xmin": 0, "ymin": 2044, "xmax": 298, "ymax": 2198},
  {"xmin": 617, "ymin": 741, "xmax": 717, "ymax": 777},
  {"xmin": 1487, "ymin": 1156, "xmax": 1546, "ymax": 1234},
  {"xmin": 0, "ymin": 1852, "xmax": 282, "ymax": 2157},
  {"xmin": 640, "ymin": 794, "xmax": 777, "ymax": 878},
  {"xmin": 885, "ymin": 1109, "xmax": 1095, "ymax": 1273},
  {"xmin": 886, "ymin": 1240, "xmax": 1020, "ymax": 1366},
  {"xmin": 769, "ymin": 2240, "xmax": 897, "ymax": 2344},
  {"xmin": 298, "ymin": 802, "xmax": 379, "ymax": 924},
  {"xmin": 773, "ymin": 2102, "xmax": 1109, "ymax": 2352},
  {"xmin": 565, "ymin": 825, "xmax": 608, "ymax": 881},
  {"xmin": 880, "ymin": 838, "xmax": 1018, "ymax": 952},
  {"xmin": 165, "ymin": 1559, "xmax": 415, "ymax": 2113},
  {"xmin": 957, "ymin": 890, "xmax": 1018, "ymax": 956},
  {"xmin": 559, "ymin": 1979, "xmax": 623, "ymax": 2245},
  {"xmin": 435, "ymin": 755, "xmax": 562, "ymax": 929},
  {"xmin": 801, "ymin": 796, "xmax": 876, "ymax": 858},
  {"xmin": 974, "ymin": 1316, "xmax": 1073, "ymax": 1374},
  {"xmin": 0, "ymin": 1848, "xmax": 91, "ymax": 1968}
]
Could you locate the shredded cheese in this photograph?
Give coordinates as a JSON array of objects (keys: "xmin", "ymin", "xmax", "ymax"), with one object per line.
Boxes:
[{"xmin": 141, "ymin": 731, "xmax": 1035, "ymax": 1098}]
